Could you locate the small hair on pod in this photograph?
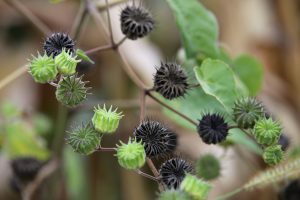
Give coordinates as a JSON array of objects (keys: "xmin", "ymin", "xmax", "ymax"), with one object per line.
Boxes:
[
  {"xmin": 11, "ymin": 157, "xmax": 43, "ymax": 181},
  {"xmin": 159, "ymin": 158, "xmax": 193, "ymax": 189},
  {"xmin": 197, "ymin": 113, "xmax": 229, "ymax": 144},
  {"xmin": 43, "ymin": 32, "xmax": 75, "ymax": 57},
  {"xmin": 153, "ymin": 62, "xmax": 189, "ymax": 100},
  {"xmin": 133, "ymin": 120, "xmax": 177, "ymax": 157},
  {"xmin": 120, "ymin": 5, "xmax": 154, "ymax": 40}
]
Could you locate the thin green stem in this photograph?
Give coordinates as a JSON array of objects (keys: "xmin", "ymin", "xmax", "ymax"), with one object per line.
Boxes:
[{"xmin": 216, "ymin": 188, "xmax": 243, "ymax": 200}]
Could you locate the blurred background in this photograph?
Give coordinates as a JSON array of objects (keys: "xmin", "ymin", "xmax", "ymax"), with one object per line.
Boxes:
[{"xmin": 0, "ymin": 0, "xmax": 300, "ymax": 199}]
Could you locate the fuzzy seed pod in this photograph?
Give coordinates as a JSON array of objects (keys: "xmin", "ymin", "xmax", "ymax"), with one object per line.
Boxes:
[
  {"xmin": 11, "ymin": 157, "xmax": 43, "ymax": 181},
  {"xmin": 233, "ymin": 97, "xmax": 264, "ymax": 129},
  {"xmin": 153, "ymin": 62, "xmax": 189, "ymax": 100},
  {"xmin": 133, "ymin": 120, "xmax": 177, "ymax": 157},
  {"xmin": 196, "ymin": 154, "xmax": 220, "ymax": 180},
  {"xmin": 253, "ymin": 118, "xmax": 282, "ymax": 145},
  {"xmin": 55, "ymin": 74, "xmax": 89, "ymax": 107},
  {"xmin": 180, "ymin": 173, "xmax": 211, "ymax": 200},
  {"xmin": 120, "ymin": 5, "xmax": 154, "ymax": 40},
  {"xmin": 263, "ymin": 145, "xmax": 284, "ymax": 165},
  {"xmin": 28, "ymin": 53, "xmax": 58, "ymax": 83},
  {"xmin": 159, "ymin": 158, "xmax": 193, "ymax": 189},
  {"xmin": 116, "ymin": 138, "xmax": 146, "ymax": 170},
  {"xmin": 66, "ymin": 123, "xmax": 101, "ymax": 155},
  {"xmin": 197, "ymin": 113, "xmax": 229, "ymax": 144},
  {"xmin": 92, "ymin": 105, "xmax": 123, "ymax": 134},
  {"xmin": 55, "ymin": 48, "xmax": 81, "ymax": 75},
  {"xmin": 43, "ymin": 32, "xmax": 75, "ymax": 57},
  {"xmin": 158, "ymin": 189, "xmax": 190, "ymax": 200}
]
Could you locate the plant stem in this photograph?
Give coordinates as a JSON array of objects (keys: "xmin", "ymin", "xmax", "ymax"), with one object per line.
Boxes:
[
  {"xmin": 97, "ymin": 0, "xmax": 129, "ymax": 10},
  {"xmin": 215, "ymin": 188, "xmax": 243, "ymax": 200},
  {"xmin": 0, "ymin": 65, "xmax": 28, "ymax": 91},
  {"xmin": 96, "ymin": 147, "xmax": 116, "ymax": 152},
  {"xmin": 71, "ymin": 0, "xmax": 88, "ymax": 39},
  {"xmin": 105, "ymin": 0, "xmax": 115, "ymax": 46},
  {"xmin": 85, "ymin": 44, "xmax": 113, "ymax": 55},
  {"xmin": 135, "ymin": 170, "xmax": 158, "ymax": 182}
]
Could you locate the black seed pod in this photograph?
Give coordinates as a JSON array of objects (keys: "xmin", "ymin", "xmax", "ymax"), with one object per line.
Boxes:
[
  {"xmin": 159, "ymin": 158, "xmax": 193, "ymax": 189},
  {"xmin": 278, "ymin": 134, "xmax": 290, "ymax": 151},
  {"xmin": 279, "ymin": 180, "xmax": 300, "ymax": 200},
  {"xmin": 43, "ymin": 32, "xmax": 75, "ymax": 57},
  {"xmin": 153, "ymin": 62, "xmax": 189, "ymax": 100},
  {"xmin": 11, "ymin": 157, "xmax": 43, "ymax": 181},
  {"xmin": 134, "ymin": 120, "xmax": 177, "ymax": 157},
  {"xmin": 120, "ymin": 5, "xmax": 154, "ymax": 40},
  {"xmin": 197, "ymin": 113, "xmax": 229, "ymax": 144}
]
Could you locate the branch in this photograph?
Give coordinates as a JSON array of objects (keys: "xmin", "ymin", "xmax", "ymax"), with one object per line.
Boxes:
[{"xmin": 0, "ymin": 65, "xmax": 28, "ymax": 91}]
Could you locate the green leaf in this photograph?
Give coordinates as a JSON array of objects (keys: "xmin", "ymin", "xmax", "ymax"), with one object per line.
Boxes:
[
  {"xmin": 166, "ymin": 0, "xmax": 220, "ymax": 59},
  {"xmin": 76, "ymin": 49, "xmax": 95, "ymax": 64},
  {"xmin": 194, "ymin": 59, "xmax": 248, "ymax": 113},
  {"xmin": 232, "ymin": 55, "xmax": 264, "ymax": 96}
]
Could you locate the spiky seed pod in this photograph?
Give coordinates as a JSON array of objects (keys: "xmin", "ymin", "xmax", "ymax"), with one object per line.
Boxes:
[
  {"xmin": 197, "ymin": 113, "xmax": 229, "ymax": 144},
  {"xmin": 278, "ymin": 134, "xmax": 290, "ymax": 151},
  {"xmin": 233, "ymin": 97, "xmax": 264, "ymax": 129},
  {"xmin": 196, "ymin": 154, "xmax": 221, "ymax": 180},
  {"xmin": 153, "ymin": 62, "xmax": 189, "ymax": 100},
  {"xmin": 120, "ymin": 5, "xmax": 154, "ymax": 40},
  {"xmin": 180, "ymin": 173, "xmax": 212, "ymax": 200},
  {"xmin": 55, "ymin": 74, "xmax": 89, "ymax": 107},
  {"xmin": 11, "ymin": 157, "xmax": 43, "ymax": 181},
  {"xmin": 116, "ymin": 138, "xmax": 146, "ymax": 170},
  {"xmin": 43, "ymin": 32, "xmax": 75, "ymax": 57},
  {"xmin": 159, "ymin": 158, "xmax": 193, "ymax": 189},
  {"xmin": 158, "ymin": 189, "xmax": 190, "ymax": 200},
  {"xmin": 253, "ymin": 118, "xmax": 282, "ymax": 145},
  {"xmin": 280, "ymin": 180, "xmax": 300, "ymax": 200},
  {"xmin": 55, "ymin": 48, "xmax": 81, "ymax": 75},
  {"xmin": 263, "ymin": 145, "xmax": 284, "ymax": 165},
  {"xmin": 66, "ymin": 123, "xmax": 101, "ymax": 155},
  {"xmin": 133, "ymin": 120, "xmax": 177, "ymax": 157},
  {"xmin": 28, "ymin": 53, "xmax": 58, "ymax": 83},
  {"xmin": 92, "ymin": 105, "xmax": 123, "ymax": 134}
]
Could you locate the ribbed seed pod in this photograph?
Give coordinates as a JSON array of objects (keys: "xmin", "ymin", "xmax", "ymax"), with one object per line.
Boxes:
[
  {"xmin": 197, "ymin": 113, "xmax": 229, "ymax": 144},
  {"xmin": 233, "ymin": 97, "xmax": 264, "ymax": 129},
  {"xmin": 11, "ymin": 157, "xmax": 43, "ymax": 181},
  {"xmin": 43, "ymin": 32, "xmax": 75, "ymax": 57},
  {"xmin": 133, "ymin": 120, "xmax": 177, "ymax": 157},
  {"xmin": 120, "ymin": 5, "xmax": 154, "ymax": 40},
  {"xmin": 92, "ymin": 105, "xmax": 123, "ymax": 134},
  {"xmin": 153, "ymin": 62, "xmax": 189, "ymax": 100},
  {"xmin": 180, "ymin": 173, "xmax": 211, "ymax": 200},
  {"xmin": 159, "ymin": 158, "xmax": 193, "ymax": 189},
  {"xmin": 55, "ymin": 48, "xmax": 81, "ymax": 75},
  {"xmin": 66, "ymin": 123, "xmax": 101, "ymax": 155},
  {"xmin": 196, "ymin": 154, "xmax": 221, "ymax": 180},
  {"xmin": 55, "ymin": 74, "xmax": 89, "ymax": 107},
  {"xmin": 158, "ymin": 189, "xmax": 190, "ymax": 200},
  {"xmin": 263, "ymin": 145, "xmax": 284, "ymax": 165},
  {"xmin": 28, "ymin": 53, "xmax": 58, "ymax": 83},
  {"xmin": 116, "ymin": 138, "xmax": 146, "ymax": 170},
  {"xmin": 253, "ymin": 118, "xmax": 282, "ymax": 145}
]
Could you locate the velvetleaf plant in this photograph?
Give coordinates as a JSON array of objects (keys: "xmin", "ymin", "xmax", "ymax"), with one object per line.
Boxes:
[{"xmin": 11, "ymin": 0, "xmax": 291, "ymax": 199}]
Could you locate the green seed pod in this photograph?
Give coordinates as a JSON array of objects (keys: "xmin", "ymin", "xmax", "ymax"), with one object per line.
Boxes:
[
  {"xmin": 180, "ymin": 173, "xmax": 211, "ymax": 200},
  {"xmin": 196, "ymin": 154, "xmax": 221, "ymax": 180},
  {"xmin": 66, "ymin": 123, "xmax": 101, "ymax": 155},
  {"xmin": 116, "ymin": 138, "xmax": 146, "ymax": 170},
  {"xmin": 233, "ymin": 97, "xmax": 264, "ymax": 129},
  {"xmin": 253, "ymin": 118, "xmax": 282, "ymax": 145},
  {"xmin": 55, "ymin": 48, "xmax": 81, "ymax": 75},
  {"xmin": 158, "ymin": 189, "xmax": 190, "ymax": 200},
  {"xmin": 92, "ymin": 105, "xmax": 123, "ymax": 134},
  {"xmin": 263, "ymin": 145, "xmax": 284, "ymax": 165},
  {"xmin": 28, "ymin": 52, "xmax": 58, "ymax": 83},
  {"xmin": 55, "ymin": 74, "xmax": 89, "ymax": 107}
]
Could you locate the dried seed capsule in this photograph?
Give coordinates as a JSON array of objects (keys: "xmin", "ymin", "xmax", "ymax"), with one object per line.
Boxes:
[
  {"xmin": 92, "ymin": 105, "xmax": 123, "ymax": 134},
  {"xmin": 55, "ymin": 48, "xmax": 81, "ymax": 75},
  {"xmin": 116, "ymin": 138, "xmax": 146, "ymax": 170},
  {"xmin": 55, "ymin": 74, "xmax": 89, "ymax": 107},
  {"xmin": 28, "ymin": 53, "xmax": 58, "ymax": 83},
  {"xmin": 120, "ymin": 5, "xmax": 154, "ymax": 40},
  {"xmin": 11, "ymin": 157, "xmax": 43, "ymax": 181},
  {"xmin": 180, "ymin": 173, "xmax": 211, "ymax": 200},
  {"xmin": 66, "ymin": 123, "xmax": 101, "ymax": 155},
  {"xmin": 43, "ymin": 32, "xmax": 75, "ymax": 57},
  {"xmin": 159, "ymin": 158, "xmax": 193, "ymax": 189},
  {"xmin": 196, "ymin": 154, "xmax": 220, "ymax": 180},
  {"xmin": 133, "ymin": 120, "xmax": 177, "ymax": 157},
  {"xmin": 197, "ymin": 113, "xmax": 229, "ymax": 144},
  {"xmin": 158, "ymin": 189, "xmax": 190, "ymax": 200},
  {"xmin": 253, "ymin": 118, "xmax": 282, "ymax": 146}
]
